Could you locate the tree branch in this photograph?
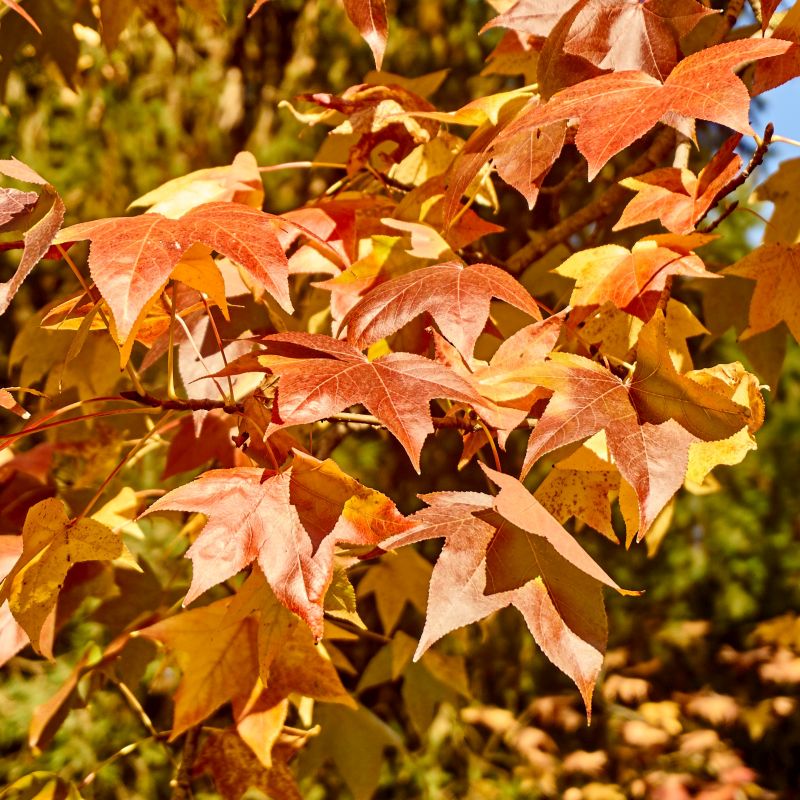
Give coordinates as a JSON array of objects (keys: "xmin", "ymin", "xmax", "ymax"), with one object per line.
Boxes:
[{"xmin": 507, "ymin": 128, "xmax": 676, "ymax": 274}]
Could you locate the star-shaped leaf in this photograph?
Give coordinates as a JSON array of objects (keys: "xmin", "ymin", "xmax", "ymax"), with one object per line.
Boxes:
[
  {"xmin": 139, "ymin": 572, "xmax": 353, "ymax": 738},
  {"xmin": 54, "ymin": 201, "xmax": 293, "ymax": 343},
  {"xmin": 0, "ymin": 499, "xmax": 121, "ymax": 654},
  {"xmin": 504, "ymin": 39, "xmax": 790, "ymax": 178},
  {"xmin": 615, "ymin": 135, "xmax": 742, "ymax": 234},
  {"xmin": 553, "ymin": 237, "xmax": 716, "ymax": 318},
  {"xmin": 724, "ymin": 244, "xmax": 800, "ymax": 341},
  {"xmin": 220, "ymin": 332, "xmax": 481, "ymax": 470},
  {"xmin": 341, "ymin": 260, "xmax": 540, "ymax": 359},
  {"xmin": 143, "ymin": 452, "xmax": 412, "ymax": 636}
]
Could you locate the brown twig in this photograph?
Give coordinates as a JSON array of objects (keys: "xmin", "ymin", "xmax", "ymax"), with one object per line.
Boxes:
[
  {"xmin": 507, "ymin": 128, "xmax": 676, "ymax": 274},
  {"xmin": 170, "ymin": 727, "xmax": 201, "ymax": 800},
  {"xmin": 119, "ymin": 390, "xmax": 245, "ymax": 415},
  {"xmin": 697, "ymin": 123, "xmax": 773, "ymax": 229}
]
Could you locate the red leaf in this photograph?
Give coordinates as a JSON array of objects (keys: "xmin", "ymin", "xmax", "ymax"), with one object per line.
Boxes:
[
  {"xmin": 510, "ymin": 39, "xmax": 791, "ymax": 178},
  {"xmin": 490, "ymin": 119, "xmax": 567, "ymax": 208},
  {"xmin": 144, "ymin": 453, "xmax": 412, "ymax": 637},
  {"xmin": 614, "ymin": 134, "xmax": 742, "ymax": 234},
  {"xmin": 220, "ymin": 332, "xmax": 481, "ymax": 471},
  {"xmin": 481, "ymin": 0, "xmax": 578, "ymax": 38},
  {"xmin": 560, "ymin": 0, "xmax": 713, "ymax": 81},
  {"xmin": 342, "ymin": 0, "xmax": 388, "ymax": 70},
  {"xmin": 342, "ymin": 260, "xmax": 541, "ymax": 358},
  {"xmin": 55, "ymin": 202, "xmax": 292, "ymax": 343},
  {"xmin": 0, "ymin": 187, "xmax": 37, "ymax": 228}
]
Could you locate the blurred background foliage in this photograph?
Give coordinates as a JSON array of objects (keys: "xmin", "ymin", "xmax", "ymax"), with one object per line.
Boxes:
[{"xmin": 1, "ymin": 0, "xmax": 799, "ymax": 797}]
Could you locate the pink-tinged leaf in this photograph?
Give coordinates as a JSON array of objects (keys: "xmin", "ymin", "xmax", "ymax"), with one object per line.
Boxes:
[
  {"xmin": 0, "ymin": 536, "xmax": 28, "ymax": 667},
  {"xmin": 342, "ymin": 261, "xmax": 541, "ymax": 358},
  {"xmin": 481, "ymin": 0, "xmax": 578, "ymax": 37},
  {"xmin": 0, "ymin": 388, "xmax": 29, "ymax": 419},
  {"xmin": 381, "ymin": 482, "xmax": 621, "ymax": 714},
  {"xmin": 0, "ymin": 159, "xmax": 65, "ymax": 315},
  {"xmin": 0, "ymin": 187, "xmax": 37, "ymax": 228},
  {"xmin": 55, "ymin": 202, "xmax": 292, "ymax": 343},
  {"xmin": 509, "ymin": 39, "xmax": 791, "ymax": 178},
  {"xmin": 144, "ymin": 454, "xmax": 411, "ymax": 637},
  {"xmin": 614, "ymin": 134, "xmax": 742, "ymax": 234},
  {"xmin": 218, "ymin": 332, "xmax": 481, "ymax": 471},
  {"xmin": 480, "ymin": 464, "xmax": 631, "ymax": 593},
  {"xmin": 342, "ymin": 0, "xmax": 389, "ymax": 70}
]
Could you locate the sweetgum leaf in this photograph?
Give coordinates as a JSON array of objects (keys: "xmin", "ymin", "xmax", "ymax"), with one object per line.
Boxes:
[
  {"xmin": 139, "ymin": 571, "xmax": 353, "ymax": 738},
  {"xmin": 342, "ymin": 260, "xmax": 541, "ymax": 358},
  {"xmin": 0, "ymin": 499, "xmax": 122, "ymax": 654},
  {"xmin": 381, "ymin": 469, "xmax": 631, "ymax": 713},
  {"xmin": 553, "ymin": 238, "xmax": 716, "ymax": 317},
  {"xmin": 143, "ymin": 453, "xmax": 411, "ymax": 636},
  {"xmin": 724, "ymin": 244, "xmax": 800, "ymax": 341},
  {"xmin": 506, "ymin": 39, "xmax": 791, "ymax": 178},
  {"xmin": 0, "ymin": 158, "xmax": 65, "ymax": 315},
  {"xmin": 519, "ymin": 354, "xmax": 698, "ymax": 537},
  {"xmin": 219, "ymin": 332, "xmax": 481, "ymax": 471},
  {"xmin": 342, "ymin": 0, "xmax": 388, "ymax": 70},
  {"xmin": 55, "ymin": 201, "xmax": 293, "ymax": 343},
  {"xmin": 615, "ymin": 135, "xmax": 742, "ymax": 234}
]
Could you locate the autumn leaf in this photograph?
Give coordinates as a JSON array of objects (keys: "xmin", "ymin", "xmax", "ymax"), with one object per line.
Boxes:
[
  {"xmin": 0, "ymin": 158, "xmax": 65, "ymax": 316},
  {"xmin": 139, "ymin": 571, "xmax": 352, "ymax": 737},
  {"xmin": 558, "ymin": 0, "xmax": 714, "ymax": 81},
  {"xmin": 342, "ymin": 0, "xmax": 388, "ymax": 70},
  {"xmin": 0, "ymin": 0, "xmax": 41, "ymax": 33},
  {"xmin": 300, "ymin": 704, "xmax": 402, "ymax": 800},
  {"xmin": 54, "ymin": 201, "xmax": 294, "ymax": 344},
  {"xmin": 630, "ymin": 310, "xmax": 760, "ymax": 440},
  {"xmin": 128, "ymin": 150, "xmax": 265, "ymax": 219},
  {"xmin": 614, "ymin": 135, "xmax": 742, "ymax": 234},
  {"xmin": 0, "ymin": 498, "xmax": 122, "ymax": 654},
  {"xmin": 381, "ymin": 466, "xmax": 633, "ymax": 712},
  {"xmin": 481, "ymin": 0, "xmax": 578, "ymax": 37},
  {"xmin": 502, "ymin": 39, "xmax": 791, "ymax": 178},
  {"xmin": 553, "ymin": 238, "xmax": 716, "ymax": 317},
  {"xmin": 489, "ymin": 118, "xmax": 567, "ymax": 209},
  {"xmin": 0, "ymin": 388, "xmax": 30, "ymax": 419},
  {"xmin": 517, "ymin": 354, "xmax": 696, "ymax": 537},
  {"xmin": 750, "ymin": 157, "xmax": 800, "ymax": 245},
  {"xmin": 0, "ymin": 535, "xmax": 28, "ymax": 667},
  {"xmin": 724, "ymin": 244, "xmax": 800, "ymax": 342},
  {"xmin": 341, "ymin": 260, "xmax": 540, "ymax": 358},
  {"xmin": 357, "ymin": 547, "xmax": 431, "ymax": 634},
  {"xmin": 219, "ymin": 332, "xmax": 481, "ymax": 470},
  {"xmin": 194, "ymin": 730, "xmax": 302, "ymax": 800},
  {"xmin": 143, "ymin": 452, "xmax": 411, "ymax": 636},
  {"xmin": 752, "ymin": 3, "xmax": 800, "ymax": 95}
]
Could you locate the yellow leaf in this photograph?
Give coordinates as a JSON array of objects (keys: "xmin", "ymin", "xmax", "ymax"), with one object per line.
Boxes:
[{"xmin": 0, "ymin": 499, "xmax": 121, "ymax": 655}]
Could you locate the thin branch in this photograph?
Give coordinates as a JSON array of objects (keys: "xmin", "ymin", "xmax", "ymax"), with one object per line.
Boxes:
[
  {"xmin": 507, "ymin": 128, "xmax": 676, "ymax": 274},
  {"xmin": 119, "ymin": 390, "xmax": 245, "ymax": 415},
  {"xmin": 698, "ymin": 123, "xmax": 773, "ymax": 229},
  {"xmin": 170, "ymin": 727, "xmax": 201, "ymax": 800}
]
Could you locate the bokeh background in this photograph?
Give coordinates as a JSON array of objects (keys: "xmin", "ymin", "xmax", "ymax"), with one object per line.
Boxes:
[{"xmin": 1, "ymin": 1, "xmax": 799, "ymax": 797}]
